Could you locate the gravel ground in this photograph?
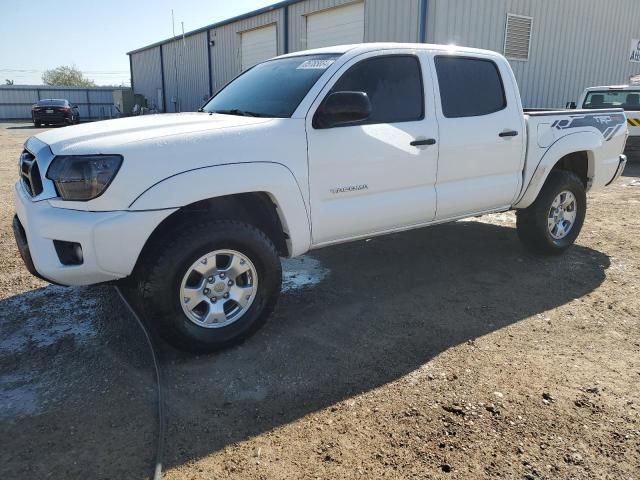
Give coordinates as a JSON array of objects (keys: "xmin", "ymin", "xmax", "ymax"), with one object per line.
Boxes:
[{"xmin": 0, "ymin": 122, "xmax": 639, "ymax": 479}]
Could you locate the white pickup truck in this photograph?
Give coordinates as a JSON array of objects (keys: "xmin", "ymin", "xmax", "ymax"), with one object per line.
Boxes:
[
  {"xmin": 577, "ymin": 85, "xmax": 640, "ymax": 156},
  {"xmin": 13, "ymin": 43, "xmax": 628, "ymax": 352}
]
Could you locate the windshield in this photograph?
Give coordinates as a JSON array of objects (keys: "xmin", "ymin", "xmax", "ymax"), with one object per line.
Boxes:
[
  {"xmin": 583, "ymin": 90, "xmax": 640, "ymax": 111},
  {"xmin": 203, "ymin": 54, "xmax": 341, "ymax": 118}
]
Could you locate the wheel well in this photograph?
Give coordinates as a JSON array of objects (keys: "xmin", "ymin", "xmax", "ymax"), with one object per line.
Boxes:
[
  {"xmin": 134, "ymin": 193, "xmax": 289, "ymax": 273},
  {"xmin": 552, "ymin": 151, "xmax": 589, "ymax": 188}
]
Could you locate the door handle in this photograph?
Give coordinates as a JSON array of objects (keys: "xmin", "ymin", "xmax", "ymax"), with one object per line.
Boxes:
[
  {"xmin": 499, "ymin": 130, "xmax": 519, "ymax": 138},
  {"xmin": 410, "ymin": 138, "xmax": 437, "ymax": 146}
]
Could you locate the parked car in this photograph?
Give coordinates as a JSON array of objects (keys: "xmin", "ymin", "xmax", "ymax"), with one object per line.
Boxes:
[
  {"xmin": 31, "ymin": 99, "xmax": 80, "ymax": 127},
  {"xmin": 13, "ymin": 43, "xmax": 628, "ymax": 352},
  {"xmin": 577, "ymin": 85, "xmax": 639, "ymax": 155}
]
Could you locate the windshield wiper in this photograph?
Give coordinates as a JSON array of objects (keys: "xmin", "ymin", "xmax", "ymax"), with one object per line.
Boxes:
[{"xmin": 211, "ymin": 109, "xmax": 266, "ymax": 117}]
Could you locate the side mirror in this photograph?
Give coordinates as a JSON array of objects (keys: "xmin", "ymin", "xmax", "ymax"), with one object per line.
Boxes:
[
  {"xmin": 566, "ymin": 101, "xmax": 577, "ymax": 109},
  {"xmin": 314, "ymin": 91, "xmax": 371, "ymax": 129}
]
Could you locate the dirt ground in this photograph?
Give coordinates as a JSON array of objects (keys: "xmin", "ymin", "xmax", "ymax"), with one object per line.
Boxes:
[{"xmin": 0, "ymin": 121, "xmax": 638, "ymax": 480}]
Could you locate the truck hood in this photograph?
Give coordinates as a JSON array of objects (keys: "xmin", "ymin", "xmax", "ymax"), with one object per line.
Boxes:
[{"xmin": 35, "ymin": 112, "xmax": 272, "ymax": 155}]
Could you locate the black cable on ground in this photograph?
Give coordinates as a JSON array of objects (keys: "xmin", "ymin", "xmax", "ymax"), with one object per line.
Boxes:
[{"xmin": 115, "ymin": 286, "xmax": 165, "ymax": 480}]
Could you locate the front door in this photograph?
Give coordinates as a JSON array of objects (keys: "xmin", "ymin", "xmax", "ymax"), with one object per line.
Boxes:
[{"xmin": 306, "ymin": 51, "xmax": 439, "ymax": 246}]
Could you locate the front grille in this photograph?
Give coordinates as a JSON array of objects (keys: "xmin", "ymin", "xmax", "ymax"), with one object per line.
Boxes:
[{"xmin": 19, "ymin": 150, "xmax": 43, "ymax": 196}]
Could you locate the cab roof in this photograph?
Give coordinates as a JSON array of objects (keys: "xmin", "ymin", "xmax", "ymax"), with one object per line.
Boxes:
[
  {"xmin": 584, "ymin": 85, "xmax": 640, "ymax": 91},
  {"xmin": 275, "ymin": 42, "xmax": 504, "ymax": 60}
]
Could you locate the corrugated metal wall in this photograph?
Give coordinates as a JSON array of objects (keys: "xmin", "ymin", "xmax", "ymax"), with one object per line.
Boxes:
[
  {"xmin": 209, "ymin": 8, "xmax": 286, "ymax": 91},
  {"xmin": 0, "ymin": 86, "xmax": 125, "ymax": 120},
  {"xmin": 131, "ymin": 47, "xmax": 163, "ymax": 110},
  {"xmin": 162, "ymin": 32, "xmax": 210, "ymax": 112},
  {"xmin": 287, "ymin": 0, "xmax": 420, "ymax": 51},
  {"xmin": 129, "ymin": 0, "xmax": 640, "ymax": 110},
  {"xmin": 427, "ymin": 0, "xmax": 640, "ymax": 108},
  {"xmin": 365, "ymin": 0, "xmax": 421, "ymax": 44},
  {"xmin": 130, "ymin": 0, "xmax": 422, "ymax": 109}
]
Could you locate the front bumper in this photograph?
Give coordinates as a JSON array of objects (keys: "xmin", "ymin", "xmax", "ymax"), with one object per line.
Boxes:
[
  {"xmin": 32, "ymin": 112, "xmax": 72, "ymax": 124},
  {"xmin": 13, "ymin": 181, "xmax": 175, "ymax": 286}
]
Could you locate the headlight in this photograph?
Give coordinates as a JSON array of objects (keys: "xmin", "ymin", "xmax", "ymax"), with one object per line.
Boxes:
[{"xmin": 46, "ymin": 155, "xmax": 122, "ymax": 201}]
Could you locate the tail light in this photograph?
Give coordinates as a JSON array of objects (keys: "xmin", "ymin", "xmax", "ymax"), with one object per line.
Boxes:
[{"xmin": 62, "ymin": 107, "xmax": 70, "ymax": 112}]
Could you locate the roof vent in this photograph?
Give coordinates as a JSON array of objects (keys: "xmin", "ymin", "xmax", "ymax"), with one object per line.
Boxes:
[{"xmin": 504, "ymin": 14, "xmax": 533, "ymax": 61}]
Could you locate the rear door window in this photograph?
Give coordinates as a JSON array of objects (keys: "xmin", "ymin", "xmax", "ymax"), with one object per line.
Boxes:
[
  {"xmin": 329, "ymin": 55, "xmax": 424, "ymax": 125},
  {"xmin": 434, "ymin": 56, "xmax": 506, "ymax": 118}
]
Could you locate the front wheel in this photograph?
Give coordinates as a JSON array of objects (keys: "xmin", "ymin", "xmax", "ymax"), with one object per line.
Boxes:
[
  {"xmin": 516, "ymin": 170, "xmax": 587, "ymax": 255},
  {"xmin": 136, "ymin": 220, "xmax": 282, "ymax": 352}
]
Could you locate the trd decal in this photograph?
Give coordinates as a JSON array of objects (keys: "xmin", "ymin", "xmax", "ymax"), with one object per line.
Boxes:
[{"xmin": 551, "ymin": 113, "xmax": 626, "ymax": 141}]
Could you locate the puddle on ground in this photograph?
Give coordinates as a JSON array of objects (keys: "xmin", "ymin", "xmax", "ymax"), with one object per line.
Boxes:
[
  {"xmin": 0, "ymin": 286, "xmax": 98, "ymax": 355},
  {"xmin": 0, "ymin": 374, "xmax": 40, "ymax": 420},
  {"xmin": 281, "ymin": 256, "xmax": 330, "ymax": 293},
  {"xmin": 0, "ymin": 286, "xmax": 100, "ymax": 419}
]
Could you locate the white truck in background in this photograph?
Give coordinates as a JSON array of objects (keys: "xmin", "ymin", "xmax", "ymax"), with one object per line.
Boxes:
[
  {"xmin": 13, "ymin": 43, "xmax": 628, "ymax": 352},
  {"xmin": 578, "ymin": 85, "xmax": 640, "ymax": 156}
]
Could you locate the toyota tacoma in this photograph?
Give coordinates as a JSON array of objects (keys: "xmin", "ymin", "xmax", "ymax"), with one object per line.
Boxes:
[{"xmin": 13, "ymin": 43, "xmax": 628, "ymax": 352}]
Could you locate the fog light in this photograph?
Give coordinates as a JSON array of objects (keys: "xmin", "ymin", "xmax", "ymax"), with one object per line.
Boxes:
[{"xmin": 53, "ymin": 240, "xmax": 84, "ymax": 266}]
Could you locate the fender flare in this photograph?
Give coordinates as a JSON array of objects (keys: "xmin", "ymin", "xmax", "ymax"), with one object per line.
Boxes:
[
  {"xmin": 128, "ymin": 162, "xmax": 311, "ymax": 257},
  {"xmin": 514, "ymin": 131, "xmax": 600, "ymax": 209}
]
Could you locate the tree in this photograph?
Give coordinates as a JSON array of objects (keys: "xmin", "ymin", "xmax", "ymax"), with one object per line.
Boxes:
[
  {"xmin": 42, "ymin": 65, "xmax": 95, "ymax": 87},
  {"xmin": 5, "ymin": 79, "xmax": 14, "ymax": 85}
]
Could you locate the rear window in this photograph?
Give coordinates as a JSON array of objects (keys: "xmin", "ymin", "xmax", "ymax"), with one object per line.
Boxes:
[
  {"xmin": 434, "ymin": 56, "xmax": 507, "ymax": 118},
  {"xmin": 37, "ymin": 99, "xmax": 67, "ymax": 107},
  {"xmin": 583, "ymin": 90, "xmax": 640, "ymax": 111}
]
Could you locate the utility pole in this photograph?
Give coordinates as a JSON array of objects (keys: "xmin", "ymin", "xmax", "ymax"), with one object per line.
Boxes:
[{"xmin": 171, "ymin": 10, "xmax": 180, "ymax": 112}]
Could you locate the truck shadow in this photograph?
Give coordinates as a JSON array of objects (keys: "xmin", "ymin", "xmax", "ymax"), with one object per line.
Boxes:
[
  {"xmin": 155, "ymin": 220, "xmax": 610, "ymax": 473},
  {"xmin": 0, "ymin": 221, "xmax": 610, "ymax": 479}
]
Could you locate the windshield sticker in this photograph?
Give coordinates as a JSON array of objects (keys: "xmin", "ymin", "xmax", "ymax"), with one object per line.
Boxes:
[{"xmin": 297, "ymin": 59, "xmax": 335, "ymax": 70}]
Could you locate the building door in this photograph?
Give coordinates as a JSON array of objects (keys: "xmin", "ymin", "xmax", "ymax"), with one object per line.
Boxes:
[
  {"xmin": 241, "ymin": 24, "xmax": 278, "ymax": 71},
  {"xmin": 306, "ymin": 52, "xmax": 439, "ymax": 246},
  {"xmin": 306, "ymin": 2, "xmax": 364, "ymax": 49}
]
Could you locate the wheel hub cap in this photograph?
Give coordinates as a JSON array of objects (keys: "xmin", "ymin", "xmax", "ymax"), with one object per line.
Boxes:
[
  {"xmin": 547, "ymin": 191, "xmax": 577, "ymax": 240},
  {"xmin": 179, "ymin": 249, "xmax": 258, "ymax": 329}
]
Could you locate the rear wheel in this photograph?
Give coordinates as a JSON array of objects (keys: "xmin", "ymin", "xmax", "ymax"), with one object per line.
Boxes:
[
  {"xmin": 135, "ymin": 220, "xmax": 282, "ymax": 353},
  {"xmin": 34, "ymin": 121, "xmax": 41, "ymax": 128},
  {"xmin": 516, "ymin": 170, "xmax": 586, "ymax": 255}
]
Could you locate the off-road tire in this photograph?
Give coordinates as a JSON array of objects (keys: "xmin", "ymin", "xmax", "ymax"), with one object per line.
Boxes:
[
  {"xmin": 516, "ymin": 170, "xmax": 586, "ymax": 255},
  {"xmin": 135, "ymin": 220, "xmax": 282, "ymax": 353}
]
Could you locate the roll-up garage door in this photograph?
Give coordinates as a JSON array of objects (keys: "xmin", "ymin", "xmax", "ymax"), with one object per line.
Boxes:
[
  {"xmin": 241, "ymin": 24, "xmax": 277, "ymax": 71},
  {"xmin": 306, "ymin": 2, "xmax": 365, "ymax": 49}
]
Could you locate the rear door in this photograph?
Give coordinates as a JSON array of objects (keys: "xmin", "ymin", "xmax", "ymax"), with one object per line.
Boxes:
[
  {"xmin": 306, "ymin": 51, "xmax": 439, "ymax": 245},
  {"xmin": 430, "ymin": 54, "xmax": 525, "ymax": 220}
]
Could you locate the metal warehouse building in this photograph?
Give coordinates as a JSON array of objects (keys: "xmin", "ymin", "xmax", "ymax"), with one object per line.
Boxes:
[{"xmin": 128, "ymin": 0, "xmax": 640, "ymax": 111}]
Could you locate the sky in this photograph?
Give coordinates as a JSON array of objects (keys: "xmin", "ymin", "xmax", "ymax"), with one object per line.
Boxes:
[{"xmin": 0, "ymin": 0, "xmax": 275, "ymax": 86}]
